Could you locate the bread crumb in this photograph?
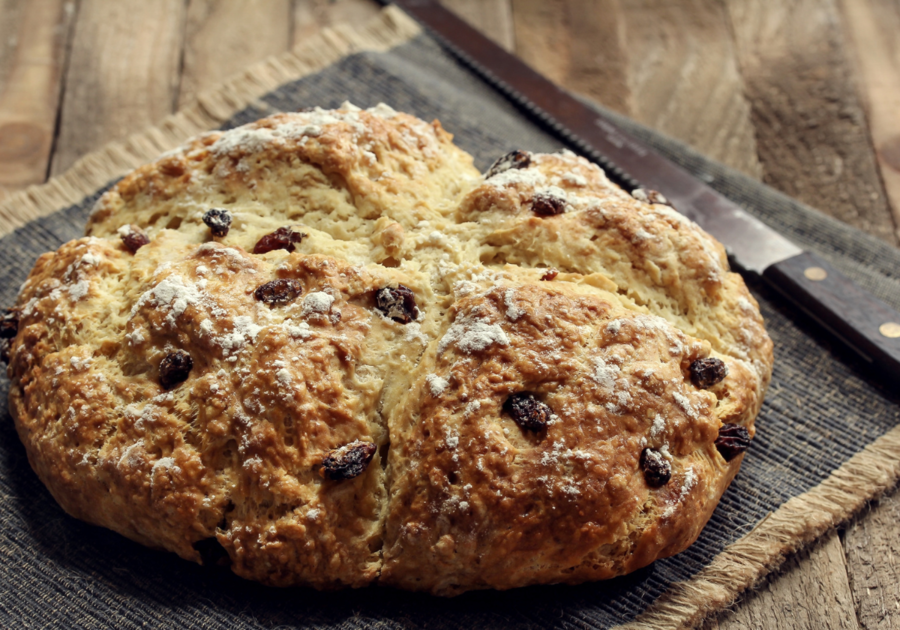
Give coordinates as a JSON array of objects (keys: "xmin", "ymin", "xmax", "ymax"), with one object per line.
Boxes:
[
  {"xmin": 151, "ymin": 456, "xmax": 181, "ymax": 479},
  {"xmin": 562, "ymin": 173, "xmax": 587, "ymax": 187},
  {"xmin": 67, "ymin": 280, "xmax": 89, "ymax": 301},
  {"xmin": 404, "ymin": 322, "xmax": 428, "ymax": 344},
  {"xmin": 438, "ymin": 314, "xmax": 509, "ymax": 355},
  {"xmin": 426, "ymin": 374, "xmax": 449, "ymax": 397},
  {"xmin": 663, "ymin": 466, "xmax": 697, "ymax": 518},
  {"xmin": 219, "ymin": 316, "xmax": 262, "ymax": 355},
  {"xmin": 79, "ymin": 253, "xmax": 101, "ymax": 267},
  {"xmin": 276, "ymin": 368, "xmax": 292, "ymax": 386},
  {"xmin": 133, "ymin": 275, "xmax": 203, "ymax": 325},
  {"xmin": 504, "ymin": 289, "xmax": 525, "ymax": 322},
  {"xmin": 368, "ymin": 103, "xmax": 397, "ymax": 118},
  {"xmin": 243, "ymin": 456, "xmax": 263, "ymax": 472},
  {"xmin": 117, "ymin": 440, "xmax": 144, "ymax": 469},
  {"xmin": 605, "ymin": 389, "xmax": 633, "ymax": 414},
  {"xmin": 70, "ymin": 356, "xmax": 92, "ymax": 371},
  {"xmin": 301, "ymin": 291, "xmax": 334, "ymax": 317},
  {"xmin": 650, "ymin": 413, "xmax": 666, "ymax": 438},
  {"xmin": 673, "ymin": 391, "xmax": 699, "ymax": 420},
  {"xmin": 125, "ymin": 329, "xmax": 145, "ymax": 345},
  {"xmin": 284, "ymin": 321, "xmax": 312, "ymax": 340},
  {"xmin": 486, "ymin": 165, "xmax": 546, "ymax": 188},
  {"xmin": 591, "ymin": 357, "xmax": 620, "ymax": 390}
]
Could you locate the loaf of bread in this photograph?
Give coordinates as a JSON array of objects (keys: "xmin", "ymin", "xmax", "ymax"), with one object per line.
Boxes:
[{"xmin": 5, "ymin": 104, "xmax": 772, "ymax": 595}]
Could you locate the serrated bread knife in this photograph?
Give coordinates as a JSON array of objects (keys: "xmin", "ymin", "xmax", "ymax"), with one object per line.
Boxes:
[{"xmin": 379, "ymin": 0, "xmax": 900, "ymax": 384}]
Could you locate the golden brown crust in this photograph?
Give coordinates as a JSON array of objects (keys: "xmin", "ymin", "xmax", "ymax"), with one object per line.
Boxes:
[
  {"xmin": 380, "ymin": 277, "xmax": 755, "ymax": 594},
  {"xmin": 7, "ymin": 106, "xmax": 773, "ymax": 594},
  {"xmin": 8, "ymin": 234, "xmax": 423, "ymax": 587}
]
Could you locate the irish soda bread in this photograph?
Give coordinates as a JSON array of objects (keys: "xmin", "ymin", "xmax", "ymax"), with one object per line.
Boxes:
[{"xmin": 5, "ymin": 104, "xmax": 773, "ymax": 595}]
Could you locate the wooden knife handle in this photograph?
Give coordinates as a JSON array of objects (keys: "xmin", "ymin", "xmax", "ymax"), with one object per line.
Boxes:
[{"xmin": 763, "ymin": 251, "xmax": 900, "ymax": 382}]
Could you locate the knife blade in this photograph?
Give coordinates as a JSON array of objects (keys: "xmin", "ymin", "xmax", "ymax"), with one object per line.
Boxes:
[{"xmin": 379, "ymin": 0, "xmax": 900, "ymax": 383}]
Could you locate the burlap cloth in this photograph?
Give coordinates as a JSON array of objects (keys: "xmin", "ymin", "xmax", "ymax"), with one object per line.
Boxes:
[{"xmin": 1, "ymin": 8, "xmax": 898, "ymax": 629}]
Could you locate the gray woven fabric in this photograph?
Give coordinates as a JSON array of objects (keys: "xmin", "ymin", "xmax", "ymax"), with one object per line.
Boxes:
[{"xmin": 1, "ymin": 33, "xmax": 898, "ymax": 629}]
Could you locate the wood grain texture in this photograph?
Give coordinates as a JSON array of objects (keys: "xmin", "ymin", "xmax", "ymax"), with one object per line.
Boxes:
[
  {"xmin": 441, "ymin": 0, "xmax": 515, "ymax": 52},
  {"xmin": 509, "ymin": 0, "xmax": 759, "ymax": 177},
  {"xmin": 0, "ymin": 0, "xmax": 75, "ymax": 190},
  {"xmin": 0, "ymin": 0, "xmax": 26, "ymax": 98},
  {"xmin": 510, "ymin": 0, "xmax": 630, "ymax": 114},
  {"xmin": 618, "ymin": 0, "xmax": 760, "ymax": 178},
  {"xmin": 292, "ymin": 0, "xmax": 382, "ymax": 48},
  {"xmin": 726, "ymin": 0, "xmax": 898, "ymax": 246},
  {"xmin": 843, "ymin": 488, "xmax": 900, "ymax": 629},
  {"xmin": 0, "ymin": 0, "xmax": 895, "ymax": 626},
  {"xmin": 178, "ymin": 0, "xmax": 292, "ymax": 109},
  {"xmin": 50, "ymin": 0, "xmax": 186, "ymax": 176},
  {"xmin": 839, "ymin": 0, "xmax": 900, "ymax": 243},
  {"xmin": 704, "ymin": 532, "xmax": 860, "ymax": 630}
]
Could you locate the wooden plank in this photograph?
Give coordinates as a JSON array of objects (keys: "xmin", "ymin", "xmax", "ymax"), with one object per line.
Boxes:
[
  {"xmin": 0, "ymin": 0, "xmax": 75, "ymax": 190},
  {"xmin": 441, "ymin": 0, "xmax": 515, "ymax": 52},
  {"xmin": 50, "ymin": 0, "xmax": 186, "ymax": 176},
  {"xmin": 838, "ymin": 0, "xmax": 900, "ymax": 243},
  {"xmin": 510, "ymin": 1, "xmax": 758, "ymax": 177},
  {"xmin": 178, "ymin": 0, "xmax": 292, "ymax": 109},
  {"xmin": 618, "ymin": 0, "xmax": 761, "ymax": 178},
  {"xmin": 703, "ymin": 532, "xmax": 860, "ymax": 630},
  {"xmin": 842, "ymin": 488, "xmax": 900, "ymax": 629},
  {"xmin": 0, "ymin": 0, "xmax": 25, "ymax": 93},
  {"xmin": 725, "ymin": 0, "xmax": 898, "ymax": 246},
  {"xmin": 510, "ymin": 0, "xmax": 630, "ymax": 114},
  {"xmin": 292, "ymin": 0, "xmax": 382, "ymax": 48}
]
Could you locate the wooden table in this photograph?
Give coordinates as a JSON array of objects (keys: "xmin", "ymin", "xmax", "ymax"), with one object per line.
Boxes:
[{"xmin": 1, "ymin": 0, "xmax": 897, "ymax": 627}]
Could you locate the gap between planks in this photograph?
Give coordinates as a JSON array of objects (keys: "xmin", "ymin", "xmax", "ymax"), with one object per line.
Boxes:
[
  {"xmin": 0, "ymin": 0, "xmax": 76, "ymax": 191},
  {"xmin": 725, "ymin": 0, "xmax": 898, "ymax": 246},
  {"xmin": 1, "ymin": 1, "xmax": 898, "ymax": 628},
  {"xmin": 838, "ymin": 0, "xmax": 900, "ymax": 243},
  {"xmin": 45, "ymin": 0, "xmax": 391, "ymax": 184}
]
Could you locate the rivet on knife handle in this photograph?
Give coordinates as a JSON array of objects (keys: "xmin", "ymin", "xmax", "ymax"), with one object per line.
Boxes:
[{"xmin": 763, "ymin": 252, "xmax": 900, "ymax": 382}]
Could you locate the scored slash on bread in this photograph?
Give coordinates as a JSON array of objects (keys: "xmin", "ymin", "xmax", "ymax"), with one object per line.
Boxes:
[{"xmin": 5, "ymin": 104, "xmax": 772, "ymax": 595}]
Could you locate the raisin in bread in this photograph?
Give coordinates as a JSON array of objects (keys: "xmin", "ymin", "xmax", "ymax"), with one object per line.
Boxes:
[{"xmin": 5, "ymin": 104, "xmax": 772, "ymax": 595}]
